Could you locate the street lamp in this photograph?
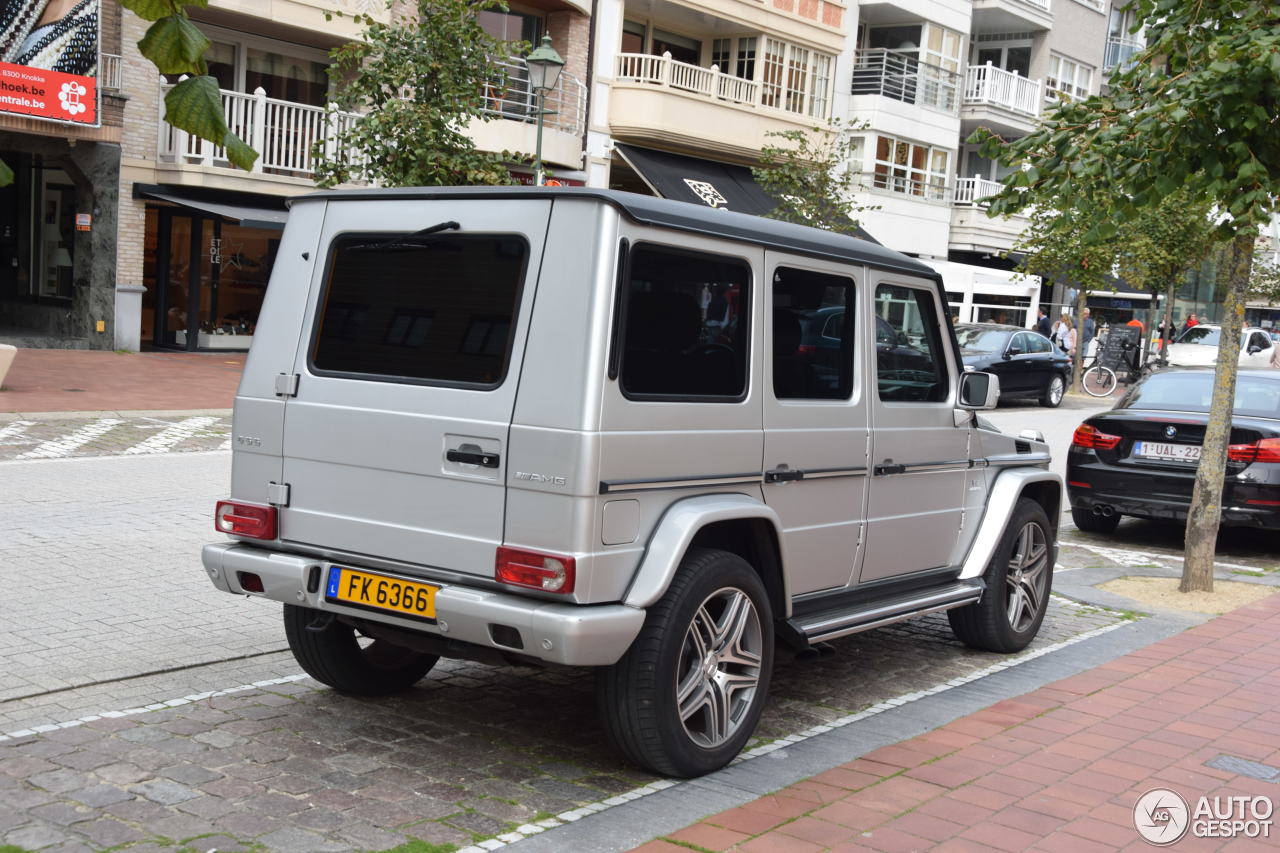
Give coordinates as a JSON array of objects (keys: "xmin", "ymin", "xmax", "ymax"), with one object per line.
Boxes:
[{"xmin": 525, "ymin": 33, "xmax": 565, "ymax": 187}]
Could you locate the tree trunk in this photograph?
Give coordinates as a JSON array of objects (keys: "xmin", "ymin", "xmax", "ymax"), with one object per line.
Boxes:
[
  {"xmin": 1181, "ymin": 232, "xmax": 1254, "ymax": 592},
  {"xmin": 1160, "ymin": 278, "xmax": 1177, "ymax": 367}
]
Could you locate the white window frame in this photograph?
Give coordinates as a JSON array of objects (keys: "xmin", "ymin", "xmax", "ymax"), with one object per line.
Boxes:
[
  {"xmin": 762, "ymin": 36, "xmax": 834, "ymax": 119},
  {"xmin": 1047, "ymin": 53, "xmax": 1093, "ymax": 101},
  {"xmin": 868, "ymin": 134, "xmax": 951, "ymax": 201}
]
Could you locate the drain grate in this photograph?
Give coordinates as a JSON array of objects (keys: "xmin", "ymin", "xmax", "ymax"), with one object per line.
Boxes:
[{"xmin": 1205, "ymin": 754, "xmax": 1280, "ymax": 782}]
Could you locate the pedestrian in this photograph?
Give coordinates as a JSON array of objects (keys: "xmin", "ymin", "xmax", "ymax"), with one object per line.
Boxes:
[
  {"xmin": 1035, "ymin": 307, "xmax": 1052, "ymax": 339},
  {"xmin": 1181, "ymin": 313, "xmax": 1198, "ymax": 335},
  {"xmin": 1051, "ymin": 310, "xmax": 1070, "ymax": 348},
  {"xmin": 1060, "ymin": 316, "xmax": 1077, "ymax": 357}
]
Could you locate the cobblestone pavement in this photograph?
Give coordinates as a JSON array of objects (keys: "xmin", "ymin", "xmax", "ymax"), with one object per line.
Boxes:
[
  {"xmin": 0, "ymin": 600, "xmax": 1127, "ymax": 853},
  {"xmin": 0, "ymin": 414, "xmax": 232, "ymax": 461}
]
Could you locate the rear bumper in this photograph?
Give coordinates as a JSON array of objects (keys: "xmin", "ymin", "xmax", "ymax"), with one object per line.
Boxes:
[
  {"xmin": 201, "ymin": 542, "xmax": 646, "ymax": 666},
  {"xmin": 1068, "ymin": 487, "xmax": 1280, "ymax": 530}
]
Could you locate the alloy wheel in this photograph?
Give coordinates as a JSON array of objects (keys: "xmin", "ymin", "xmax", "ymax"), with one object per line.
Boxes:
[
  {"xmin": 675, "ymin": 587, "xmax": 764, "ymax": 748},
  {"xmin": 1005, "ymin": 522, "xmax": 1049, "ymax": 632}
]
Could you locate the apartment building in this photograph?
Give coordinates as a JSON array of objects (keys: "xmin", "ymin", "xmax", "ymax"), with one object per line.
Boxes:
[
  {"xmin": 0, "ymin": 0, "xmax": 126, "ymax": 349},
  {"xmin": 586, "ymin": 0, "xmax": 846, "ymax": 213},
  {"xmin": 0, "ymin": 0, "xmax": 590, "ymax": 351}
]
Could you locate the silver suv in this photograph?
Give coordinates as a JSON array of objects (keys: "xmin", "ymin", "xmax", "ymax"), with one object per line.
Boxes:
[{"xmin": 202, "ymin": 187, "xmax": 1061, "ymax": 777}]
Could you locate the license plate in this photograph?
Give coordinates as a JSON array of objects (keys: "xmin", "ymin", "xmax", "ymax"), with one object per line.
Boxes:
[
  {"xmin": 325, "ymin": 567, "xmax": 438, "ymax": 621},
  {"xmin": 1134, "ymin": 441, "xmax": 1201, "ymax": 462}
]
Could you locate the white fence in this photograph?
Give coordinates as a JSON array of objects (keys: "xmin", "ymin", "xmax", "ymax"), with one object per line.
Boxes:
[
  {"xmin": 963, "ymin": 63, "xmax": 1042, "ymax": 117},
  {"xmin": 851, "ymin": 49, "xmax": 959, "ymax": 113},
  {"xmin": 157, "ymin": 81, "xmax": 362, "ymax": 179},
  {"xmin": 953, "ymin": 177, "xmax": 1005, "ymax": 206},
  {"xmin": 615, "ymin": 52, "xmax": 762, "ymax": 107}
]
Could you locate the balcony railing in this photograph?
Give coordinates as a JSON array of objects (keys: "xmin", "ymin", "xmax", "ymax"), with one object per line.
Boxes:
[
  {"xmin": 158, "ymin": 81, "xmax": 362, "ymax": 179},
  {"xmin": 963, "ymin": 63, "xmax": 1042, "ymax": 118},
  {"xmin": 953, "ymin": 177, "xmax": 1004, "ymax": 206},
  {"xmin": 1018, "ymin": 0, "xmax": 1051, "ymax": 9},
  {"xmin": 481, "ymin": 57, "xmax": 587, "ymax": 135},
  {"xmin": 1104, "ymin": 36, "xmax": 1143, "ymax": 70},
  {"xmin": 851, "ymin": 49, "xmax": 959, "ymax": 114},
  {"xmin": 99, "ymin": 53, "xmax": 121, "ymax": 91},
  {"xmin": 615, "ymin": 52, "xmax": 831, "ymax": 117}
]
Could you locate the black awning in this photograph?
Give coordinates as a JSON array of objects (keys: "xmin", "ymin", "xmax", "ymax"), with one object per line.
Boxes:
[
  {"xmin": 134, "ymin": 185, "xmax": 289, "ymax": 230},
  {"xmin": 614, "ymin": 144, "xmax": 879, "ymax": 244}
]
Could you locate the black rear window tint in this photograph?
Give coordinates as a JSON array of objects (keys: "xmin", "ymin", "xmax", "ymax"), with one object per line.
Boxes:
[
  {"xmin": 311, "ymin": 234, "xmax": 527, "ymax": 386},
  {"xmin": 618, "ymin": 244, "xmax": 750, "ymax": 400}
]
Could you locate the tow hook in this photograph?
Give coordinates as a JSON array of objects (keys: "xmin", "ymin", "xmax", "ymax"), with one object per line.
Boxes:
[{"xmin": 305, "ymin": 613, "xmax": 336, "ymax": 632}]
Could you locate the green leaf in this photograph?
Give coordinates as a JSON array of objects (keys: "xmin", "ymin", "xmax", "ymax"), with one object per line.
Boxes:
[
  {"xmin": 163, "ymin": 75, "xmax": 228, "ymax": 142},
  {"xmin": 222, "ymin": 131, "xmax": 258, "ymax": 173},
  {"xmin": 120, "ymin": 0, "xmax": 182, "ymax": 21},
  {"xmin": 0, "ymin": 157, "xmax": 13, "ymax": 188},
  {"xmin": 138, "ymin": 15, "xmax": 211, "ymax": 74}
]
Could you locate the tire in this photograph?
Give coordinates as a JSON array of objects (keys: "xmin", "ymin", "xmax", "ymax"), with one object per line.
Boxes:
[
  {"xmin": 1072, "ymin": 505, "xmax": 1121, "ymax": 534},
  {"xmin": 1040, "ymin": 373, "xmax": 1065, "ymax": 407},
  {"xmin": 1082, "ymin": 365, "xmax": 1117, "ymax": 398},
  {"xmin": 598, "ymin": 548, "xmax": 774, "ymax": 778},
  {"xmin": 949, "ymin": 499, "xmax": 1053, "ymax": 653},
  {"xmin": 283, "ymin": 604, "xmax": 438, "ymax": 696}
]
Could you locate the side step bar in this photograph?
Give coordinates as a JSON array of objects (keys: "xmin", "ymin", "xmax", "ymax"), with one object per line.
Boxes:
[{"xmin": 788, "ymin": 580, "xmax": 984, "ymax": 645}]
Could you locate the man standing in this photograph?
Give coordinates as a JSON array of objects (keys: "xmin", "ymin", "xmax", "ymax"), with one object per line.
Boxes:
[
  {"xmin": 1081, "ymin": 307, "xmax": 1096, "ymax": 351},
  {"xmin": 1035, "ymin": 307, "xmax": 1052, "ymax": 338}
]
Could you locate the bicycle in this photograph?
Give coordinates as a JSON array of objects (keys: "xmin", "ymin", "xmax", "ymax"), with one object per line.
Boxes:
[{"xmin": 1081, "ymin": 339, "xmax": 1154, "ymax": 398}]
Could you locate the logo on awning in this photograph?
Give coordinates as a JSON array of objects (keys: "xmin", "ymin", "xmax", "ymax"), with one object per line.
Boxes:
[{"xmin": 684, "ymin": 179, "xmax": 728, "ymax": 209}]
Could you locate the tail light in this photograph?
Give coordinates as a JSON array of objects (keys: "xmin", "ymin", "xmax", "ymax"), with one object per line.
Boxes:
[
  {"xmin": 1072, "ymin": 424, "xmax": 1122, "ymax": 450},
  {"xmin": 215, "ymin": 500, "xmax": 277, "ymax": 540},
  {"xmin": 1227, "ymin": 437, "xmax": 1280, "ymax": 464},
  {"xmin": 496, "ymin": 547, "xmax": 575, "ymax": 594}
]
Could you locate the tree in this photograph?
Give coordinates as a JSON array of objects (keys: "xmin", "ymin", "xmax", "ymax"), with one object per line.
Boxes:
[
  {"xmin": 0, "ymin": 0, "xmax": 256, "ymax": 186},
  {"xmin": 972, "ymin": 0, "xmax": 1280, "ymax": 592},
  {"xmin": 312, "ymin": 0, "xmax": 522, "ymax": 188},
  {"xmin": 1112, "ymin": 189, "xmax": 1218, "ymax": 363},
  {"xmin": 751, "ymin": 122, "xmax": 878, "ymax": 236}
]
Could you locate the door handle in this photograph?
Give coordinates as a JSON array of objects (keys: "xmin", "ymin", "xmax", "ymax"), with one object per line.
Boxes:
[
  {"xmin": 446, "ymin": 449, "xmax": 500, "ymax": 468},
  {"xmin": 765, "ymin": 468, "xmax": 805, "ymax": 483},
  {"xmin": 874, "ymin": 463, "xmax": 906, "ymax": 476}
]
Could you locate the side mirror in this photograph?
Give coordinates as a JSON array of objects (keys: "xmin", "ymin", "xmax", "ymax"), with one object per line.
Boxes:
[
  {"xmin": 1005, "ymin": 348, "xmax": 1020, "ymax": 358},
  {"xmin": 958, "ymin": 371, "xmax": 1000, "ymax": 410},
  {"xmin": 1248, "ymin": 345, "xmax": 1263, "ymax": 355}
]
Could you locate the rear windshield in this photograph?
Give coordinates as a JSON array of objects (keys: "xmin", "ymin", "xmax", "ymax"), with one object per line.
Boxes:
[
  {"xmin": 1120, "ymin": 371, "xmax": 1280, "ymax": 419},
  {"xmin": 1176, "ymin": 326, "xmax": 1219, "ymax": 346},
  {"xmin": 311, "ymin": 234, "xmax": 527, "ymax": 387}
]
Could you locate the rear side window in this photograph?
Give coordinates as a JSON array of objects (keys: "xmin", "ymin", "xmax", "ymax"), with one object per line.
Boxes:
[
  {"xmin": 311, "ymin": 234, "xmax": 527, "ymax": 387},
  {"xmin": 618, "ymin": 245, "xmax": 750, "ymax": 399},
  {"xmin": 875, "ymin": 283, "xmax": 947, "ymax": 402},
  {"xmin": 773, "ymin": 268, "xmax": 855, "ymax": 400}
]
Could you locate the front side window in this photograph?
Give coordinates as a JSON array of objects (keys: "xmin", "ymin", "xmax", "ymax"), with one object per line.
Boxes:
[
  {"xmin": 875, "ymin": 284, "xmax": 947, "ymax": 402},
  {"xmin": 619, "ymin": 245, "xmax": 750, "ymax": 399},
  {"xmin": 773, "ymin": 268, "xmax": 855, "ymax": 400},
  {"xmin": 312, "ymin": 234, "xmax": 527, "ymax": 386}
]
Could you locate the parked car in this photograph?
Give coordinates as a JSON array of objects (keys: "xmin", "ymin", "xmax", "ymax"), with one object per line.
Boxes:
[
  {"xmin": 203, "ymin": 187, "xmax": 1061, "ymax": 778},
  {"xmin": 1166, "ymin": 324, "xmax": 1276, "ymax": 368},
  {"xmin": 955, "ymin": 323, "xmax": 1072, "ymax": 407},
  {"xmin": 1067, "ymin": 367, "xmax": 1280, "ymax": 533}
]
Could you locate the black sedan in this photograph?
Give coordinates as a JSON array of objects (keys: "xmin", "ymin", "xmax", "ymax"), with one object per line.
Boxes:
[
  {"xmin": 1067, "ymin": 368, "xmax": 1280, "ymax": 533},
  {"xmin": 955, "ymin": 324, "xmax": 1071, "ymax": 407}
]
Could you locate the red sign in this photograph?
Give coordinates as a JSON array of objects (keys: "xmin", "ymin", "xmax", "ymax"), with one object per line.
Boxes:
[{"xmin": 0, "ymin": 62, "xmax": 97, "ymax": 126}]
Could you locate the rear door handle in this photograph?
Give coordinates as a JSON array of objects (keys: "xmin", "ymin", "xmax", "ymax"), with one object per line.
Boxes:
[
  {"xmin": 874, "ymin": 463, "xmax": 906, "ymax": 476},
  {"xmin": 765, "ymin": 468, "xmax": 805, "ymax": 483},
  {"xmin": 446, "ymin": 449, "xmax": 500, "ymax": 468}
]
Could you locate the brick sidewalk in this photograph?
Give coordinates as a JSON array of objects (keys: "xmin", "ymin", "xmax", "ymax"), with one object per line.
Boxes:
[
  {"xmin": 0, "ymin": 349, "xmax": 244, "ymax": 414},
  {"xmin": 642, "ymin": 593, "xmax": 1280, "ymax": 853}
]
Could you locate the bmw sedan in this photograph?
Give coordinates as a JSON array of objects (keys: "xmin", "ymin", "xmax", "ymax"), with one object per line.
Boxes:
[
  {"xmin": 955, "ymin": 324, "xmax": 1071, "ymax": 407},
  {"xmin": 1067, "ymin": 368, "xmax": 1280, "ymax": 533}
]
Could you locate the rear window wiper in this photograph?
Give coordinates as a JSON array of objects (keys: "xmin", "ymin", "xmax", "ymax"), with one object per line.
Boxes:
[{"xmin": 345, "ymin": 220, "xmax": 461, "ymax": 251}]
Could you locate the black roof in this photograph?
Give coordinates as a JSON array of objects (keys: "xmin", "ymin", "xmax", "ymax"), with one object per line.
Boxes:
[{"xmin": 290, "ymin": 186, "xmax": 938, "ymax": 281}]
